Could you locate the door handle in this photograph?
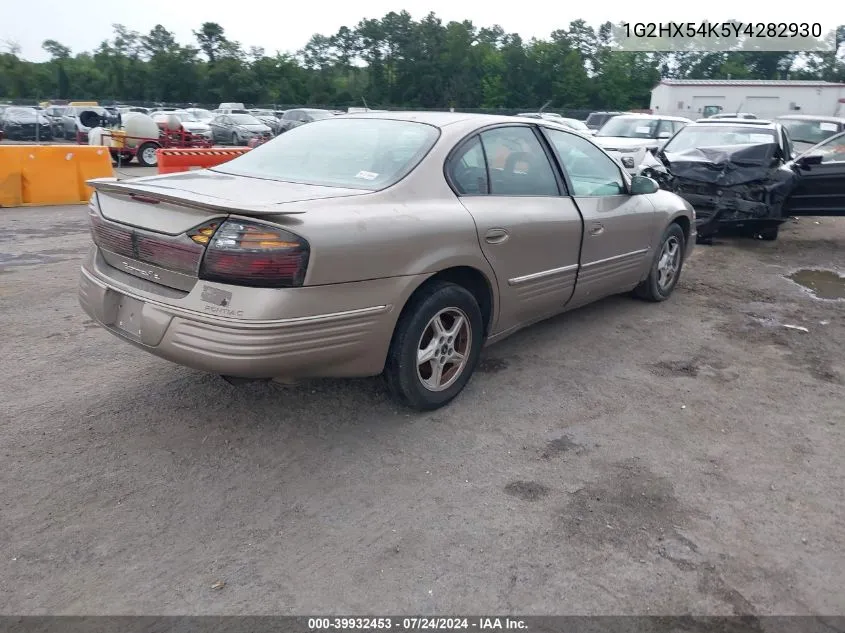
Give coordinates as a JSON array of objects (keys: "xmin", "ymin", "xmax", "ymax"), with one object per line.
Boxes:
[
  {"xmin": 589, "ymin": 222, "xmax": 605, "ymax": 236},
  {"xmin": 485, "ymin": 228, "xmax": 510, "ymax": 244}
]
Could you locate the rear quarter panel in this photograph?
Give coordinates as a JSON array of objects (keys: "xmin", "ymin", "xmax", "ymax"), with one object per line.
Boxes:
[
  {"xmin": 264, "ymin": 184, "xmax": 493, "ymax": 288},
  {"xmin": 647, "ymin": 189, "xmax": 696, "ymax": 255}
]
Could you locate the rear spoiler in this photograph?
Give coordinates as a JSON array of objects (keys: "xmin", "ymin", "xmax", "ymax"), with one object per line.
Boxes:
[{"xmin": 87, "ymin": 178, "xmax": 308, "ymax": 215}]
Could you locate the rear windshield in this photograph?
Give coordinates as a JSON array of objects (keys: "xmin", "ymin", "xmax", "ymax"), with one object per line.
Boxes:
[
  {"xmin": 663, "ymin": 125, "xmax": 776, "ymax": 152},
  {"xmin": 214, "ymin": 118, "xmax": 440, "ymax": 190},
  {"xmin": 597, "ymin": 117, "xmax": 660, "ymax": 138},
  {"xmin": 586, "ymin": 113, "xmax": 616, "ymax": 128}
]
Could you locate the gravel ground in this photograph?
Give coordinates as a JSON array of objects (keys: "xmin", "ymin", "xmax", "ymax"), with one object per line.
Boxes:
[{"xmin": 0, "ymin": 204, "xmax": 843, "ymax": 616}]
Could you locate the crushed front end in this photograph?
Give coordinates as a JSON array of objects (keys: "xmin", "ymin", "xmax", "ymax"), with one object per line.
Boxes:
[{"xmin": 640, "ymin": 143, "xmax": 799, "ymax": 240}]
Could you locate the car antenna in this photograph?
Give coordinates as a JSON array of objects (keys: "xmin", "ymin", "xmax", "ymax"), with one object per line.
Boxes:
[{"xmin": 539, "ymin": 100, "xmax": 552, "ymax": 113}]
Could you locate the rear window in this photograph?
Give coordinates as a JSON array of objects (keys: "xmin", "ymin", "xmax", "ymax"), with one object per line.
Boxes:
[
  {"xmin": 585, "ymin": 113, "xmax": 608, "ymax": 128},
  {"xmin": 213, "ymin": 118, "xmax": 440, "ymax": 190}
]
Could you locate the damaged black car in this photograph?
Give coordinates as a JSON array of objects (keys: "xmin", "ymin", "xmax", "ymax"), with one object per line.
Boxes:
[
  {"xmin": 0, "ymin": 106, "xmax": 53, "ymax": 141},
  {"xmin": 639, "ymin": 120, "xmax": 845, "ymax": 242}
]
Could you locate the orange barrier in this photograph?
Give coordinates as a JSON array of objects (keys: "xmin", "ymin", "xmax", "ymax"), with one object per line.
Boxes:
[
  {"xmin": 157, "ymin": 147, "xmax": 251, "ymax": 174},
  {"xmin": 0, "ymin": 145, "xmax": 113, "ymax": 207}
]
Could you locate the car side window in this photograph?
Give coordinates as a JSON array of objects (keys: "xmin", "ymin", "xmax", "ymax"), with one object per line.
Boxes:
[
  {"xmin": 478, "ymin": 126, "xmax": 559, "ymax": 196},
  {"xmin": 812, "ymin": 134, "xmax": 845, "ymax": 163},
  {"xmin": 544, "ymin": 128, "xmax": 626, "ymax": 197},
  {"xmin": 449, "ymin": 136, "xmax": 489, "ymax": 195}
]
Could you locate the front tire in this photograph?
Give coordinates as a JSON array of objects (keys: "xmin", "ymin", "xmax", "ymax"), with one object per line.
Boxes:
[
  {"xmin": 635, "ymin": 222, "xmax": 686, "ymax": 302},
  {"xmin": 384, "ymin": 281, "xmax": 484, "ymax": 411},
  {"xmin": 231, "ymin": 132, "xmax": 240, "ymax": 146},
  {"xmin": 136, "ymin": 142, "xmax": 159, "ymax": 167}
]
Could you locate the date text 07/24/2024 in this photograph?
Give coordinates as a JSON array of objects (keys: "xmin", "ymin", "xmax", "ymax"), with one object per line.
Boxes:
[{"xmin": 307, "ymin": 617, "xmax": 528, "ymax": 630}]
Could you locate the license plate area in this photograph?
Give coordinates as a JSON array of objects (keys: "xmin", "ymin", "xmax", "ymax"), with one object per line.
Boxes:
[{"xmin": 115, "ymin": 294, "xmax": 144, "ymax": 340}]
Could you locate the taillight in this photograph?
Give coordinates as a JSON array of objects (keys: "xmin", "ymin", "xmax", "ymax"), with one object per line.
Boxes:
[
  {"xmin": 198, "ymin": 220, "xmax": 310, "ymax": 288},
  {"xmin": 88, "ymin": 205, "xmax": 212, "ymax": 276}
]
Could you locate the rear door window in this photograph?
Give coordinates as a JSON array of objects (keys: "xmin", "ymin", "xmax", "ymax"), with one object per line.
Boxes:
[{"xmin": 478, "ymin": 126, "xmax": 560, "ymax": 196}]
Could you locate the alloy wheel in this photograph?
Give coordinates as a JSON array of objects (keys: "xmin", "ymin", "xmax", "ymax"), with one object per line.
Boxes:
[{"xmin": 416, "ymin": 308, "xmax": 472, "ymax": 392}]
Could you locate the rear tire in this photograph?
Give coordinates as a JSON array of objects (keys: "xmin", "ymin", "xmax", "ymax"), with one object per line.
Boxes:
[
  {"xmin": 384, "ymin": 281, "xmax": 484, "ymax": 411},
  {"xmin": 634, "ymin": 222, "xmax": 686, "ymax": 302}
]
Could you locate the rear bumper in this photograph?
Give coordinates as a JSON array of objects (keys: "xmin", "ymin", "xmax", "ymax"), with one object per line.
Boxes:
[{"xmin": 79, "ymin": 250, "xmax": 423, "ymax": 380}]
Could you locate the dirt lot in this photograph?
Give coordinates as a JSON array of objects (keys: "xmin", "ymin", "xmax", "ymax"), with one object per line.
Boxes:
[{"xmin": 0, "ymin": 202, "xmax": 843, "ymax": 616}]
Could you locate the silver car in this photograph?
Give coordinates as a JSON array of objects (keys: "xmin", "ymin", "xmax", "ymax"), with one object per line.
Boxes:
[{"xmin": 80, "ymin": 112, "xmax": 695, "ymax": 410}]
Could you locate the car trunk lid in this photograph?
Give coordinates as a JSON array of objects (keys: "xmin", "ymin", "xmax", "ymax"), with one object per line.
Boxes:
[{"xmin": 88, "ymin": 172, "xmax": 369, "ymax": 291}]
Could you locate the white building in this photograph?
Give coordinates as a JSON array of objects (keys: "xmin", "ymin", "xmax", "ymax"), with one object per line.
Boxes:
[{"xmin": 650, "ymin": 79, "xmax": 845, "ymax": 119}]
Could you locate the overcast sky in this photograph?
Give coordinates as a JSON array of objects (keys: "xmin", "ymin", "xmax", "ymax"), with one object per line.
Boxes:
[{"xmin": 2, "ymin": 0, "xmax": 840, "ymax": 62}]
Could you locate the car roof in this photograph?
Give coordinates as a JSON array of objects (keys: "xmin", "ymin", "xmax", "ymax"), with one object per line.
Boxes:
[
  {"xmin": 331, "ymin": 111, "xmax": 604, "ymax": 142},
  {"xmin": 610, "ymin": 113, "xmax": 692, "ymax": 121},
  {"xmin": 342, "ymin": 111, "xmax": 496, "ymax": 126},
  {"xmin": 690, "ymin": 119, "xmax": 778, "ymax": 129},
  {"xmin": 775, "ymin": 114, "xmax": 845, "ymax": 123}
]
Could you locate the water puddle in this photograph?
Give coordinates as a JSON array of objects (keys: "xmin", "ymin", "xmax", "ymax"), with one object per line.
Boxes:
[{"xmin": 787, "ymin": 269, "xmax": 845, "ymax": 300}]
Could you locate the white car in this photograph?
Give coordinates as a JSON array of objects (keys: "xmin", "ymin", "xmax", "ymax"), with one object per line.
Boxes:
[
  {"xmin": 152, "ymin": 110, "xmax": 213, "ymax": 139},
  {"xmin": 184, "ymin": 108, "xmax": 215, "ymax": 123},
  {"xmin": 592, "ymin": 114, "xmax": 693, "ymax": 174}
]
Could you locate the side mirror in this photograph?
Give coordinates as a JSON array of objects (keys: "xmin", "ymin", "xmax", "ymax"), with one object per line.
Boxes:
[
  {"xmin": 658, "ymin": 131, "xmax": 672, "ymax": 139},
  {"xmin": 630, "ymin": 175, "xmax": 659, "ymax": 195},
  {"xmin": 796, "ymin": 153, "xmax": 824, "ymax": 169}
]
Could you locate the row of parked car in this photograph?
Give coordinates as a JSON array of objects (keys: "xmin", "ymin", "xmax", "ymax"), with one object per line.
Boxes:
[
  {"xmin": 138, "ymin": 104, "xmax": 348, "ymax": 146},
  {"xmin": 0, "ymin": 101, "xmax": 351, "ymax": 145},
  {"xmin": 572, "ymin": 111, "xmax": 845, "ymax": 241},
  {"xmin": 3, "ymin": 101, "xmax": 842, "ymax": 244}
]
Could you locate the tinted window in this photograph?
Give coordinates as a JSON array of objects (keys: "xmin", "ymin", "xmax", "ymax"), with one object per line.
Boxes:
[
  {"xmin": 586, "ymin": 113, "xmax": 609, "ymax": 128},
  {"xmin": 449, "ymin": 136, "xmax": 489, "ymax": 195},
  {"xmin": 544, "ymin": 128, "xmax": 625, "ymax": 197},
  {"xmin": 478, "ymin": 126, "xmax": 559, "ymax": 196},
  {"xmin": 214, "ymin": 118, "xmax": 439, "ymax": 190}
]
